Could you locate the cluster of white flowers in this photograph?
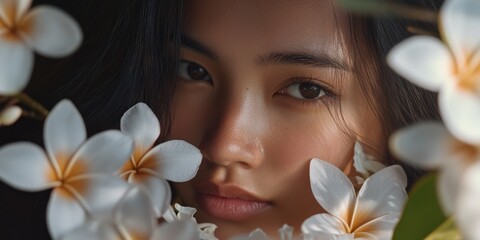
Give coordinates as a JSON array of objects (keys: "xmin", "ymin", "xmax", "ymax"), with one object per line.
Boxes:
[
  {"xmin": 0, "ymin": 100, "xmax": 207, "ymax": 239},
  {"xmin": 387, "ymin": 0, "xmax": 480, "ymax": 238}
]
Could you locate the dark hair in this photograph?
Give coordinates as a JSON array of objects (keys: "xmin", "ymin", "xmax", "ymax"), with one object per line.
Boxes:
[
  {"xmin": 347, "ymin": 0, "xmax": 444, "ymax": 187},
  {"xmin": 0, "ymin": 0, "xmax": 184, "ymax": 238}
]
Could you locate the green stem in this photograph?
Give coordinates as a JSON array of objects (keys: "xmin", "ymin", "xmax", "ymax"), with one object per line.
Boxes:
[{"xmin": 14, "ymin": 93, "xmax": 49, "ymax": 119}]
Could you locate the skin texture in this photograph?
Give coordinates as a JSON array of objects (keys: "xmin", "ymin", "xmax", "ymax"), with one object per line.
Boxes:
[{"xmin": 170, "ymin": 0, "xmax": 384, "ymax": 238}]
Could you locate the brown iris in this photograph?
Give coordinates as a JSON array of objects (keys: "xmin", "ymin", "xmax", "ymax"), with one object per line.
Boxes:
[
  {"xmin": 299, "ymin": 82, "xmax": 323, "ymax": 99},
  {"xmin": 186, "ymin": 62, "xmax": 209, "ymax": 80}
]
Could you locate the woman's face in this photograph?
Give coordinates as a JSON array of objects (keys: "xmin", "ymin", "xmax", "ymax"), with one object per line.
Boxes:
[{"xmin": 170, "ymin": 0, "xmax": 384, "ymax": 238}]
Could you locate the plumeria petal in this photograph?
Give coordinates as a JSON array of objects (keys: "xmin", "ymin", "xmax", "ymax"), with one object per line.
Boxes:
[
  {"xmin": 439, "ymin": 81, "xmax": 480, "ymax": 144},
  {"xmin": 389, "ymin": 121, "xmax": 453, "ymax": 169},
  {"xmin": 247, "ymin": 229, "xmax": 270, "ymax": 240},
  {"xmin": 278, "ymin": 224, "xmax": 293, "ymax": 240},
  {"xmin": 47, "ymin": 188, "xmax": 87, "ymax": 239},
  {"xmin": 175, "ymin": 203, "xmax": 198, "ymax": 221},
  {"xmin": 0, "ymin": 0, "xmax": 31, "ymax": 26},
  {"xmin": 139, "ymin": 140, "xmax": 202, "ymax": 182},
  {"xmin": 0, "ymin": 105, "xmax": 22, "ymax": 126},
  {"xmin": 0, "ymin": 38, "xmax": 33, "ymax": 95},
  {"xmin": 387, "ymin": 36, "xmax": 454, "ymax": 92},
  {"xmin": 198, "ymin": 223, "xmax": 218, "ymax": 240},
  {"xmin": 441, "ymin": 0, "xmax": 480, "ymax": 67},
  {"xmin": 19, "ymin": 6, "xmax": 82, "ymax": 57},
  {"xmin": 121, "ymin": 102, "xmax": 161, "ymax": 160},
  {"xmin": 354, "ymin": 213, "xmax": 401, "ymax": 240},
  {"xmin": 116, "ymin": 186, "xmax": 156, "ymax": 240},
  {"xmin": 353, "ymin": 142, "xmax": 385, "ymax": 178},
  {"xmin": 152, "ymin": 220, "xmax": 199, "ymax": 240},
  {"xmin": 67, "ymin": 130, "xmax": 132, "ymax": 176},
  {"xmin": 128, "ymin": 173, "xmax": 171, "ymax": 217},
  {"xmin": 163, "ymin": 205, "xmax": 178, "ymax": 223},
  {"xmin": 0, "ymin": 142, "xmax": 56, "ymax": 191},
  {"xmin": 44, "ymin": 100, "xmax": 86, "ymax": 176},
  {"xmin": 351, "ymin": 166, "xmax": 407, "ymax": 229},
  {"xmin": 0, "ymin": 106, "xmax": 22, "ymax": 126},
  {"xmin": 437, "ymin": 157, "xmax": 470, "ymax": 215},
  {"xmin": 457, "ymin": 161, "xmax": 480, "ymax": 239},
  {"xmin": 66, "ymin": 174, "xmax": 130, "ymax": 216},
  {"xmin": 302, "ymin": 213, "xmax": 348, "ymax": 236},
  {"xmin": 60, "ymin": 221, "xmax": 119, "ymax": 240},
  {"xmin": 309, "ymin": 159, "xmax": 356, "ymax": 225}
]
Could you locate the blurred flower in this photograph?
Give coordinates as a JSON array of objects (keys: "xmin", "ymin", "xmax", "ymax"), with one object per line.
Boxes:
[
  {"xmin": 0, "ymin": 0, "xmax": 82, "ymax": 95},
  {"xmin": 0, "ymin": 105, "xmax": 21, "ymax": 126},
  {"xmin": 352, "ymin": 141, "xmax": 385, "ymax": 186},
  {"xmin": 61, "ymin": 186, "xmax": 199, "ymax": 240},
  {"xmin": 302, "ymin": 159, "xmax": 407, "ymax": 240},
  {"xmin": 164, "ymin": 203, "xmax": 218, "ymax": 240},
  {"xmin": 0, "ymin": 100, "xmax": 133, "ymax": 238},
  {"xmin": 390, "ymin": 121, "xmax": 480, "ymax": 237},
  {"xmin": 387, "ymin": 0, "xmax": 480, "ymax": 144},
  {"xmin": 119, "ymin": 102, "xmax": 202, "ymax": 217}
]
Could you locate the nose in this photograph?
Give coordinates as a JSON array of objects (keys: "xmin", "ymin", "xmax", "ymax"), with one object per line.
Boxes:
[{"xmin": 201, "ymin": 90, "xmax": 265, "ymax": 169}]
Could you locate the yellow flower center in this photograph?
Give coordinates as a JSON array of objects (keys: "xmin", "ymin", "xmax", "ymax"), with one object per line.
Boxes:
[
  {"xmin": 456, "ymin": 59, "xmax": 480, "ymax": 93},
  {"xmin": 452, "ymin": 139, "xmax": 480, "ymax": 164}
]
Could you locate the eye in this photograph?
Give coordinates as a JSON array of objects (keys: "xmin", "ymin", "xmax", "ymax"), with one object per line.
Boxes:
[
  {"xmin": 285, "ymin": 82, "xmax": 326, "ymax": 100},
  {"xmin": 179, "ymin": 61, "xmax": 212, "ymax": 82}
]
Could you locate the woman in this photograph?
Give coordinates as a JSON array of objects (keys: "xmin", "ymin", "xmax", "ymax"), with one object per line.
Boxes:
[
  {"xmin": 170, "ymin": 0, "xmax": 442, "ymax": 238},
  {"xmin": 0, "ymin": 0, "xmax": 183, "ymax": 239}
]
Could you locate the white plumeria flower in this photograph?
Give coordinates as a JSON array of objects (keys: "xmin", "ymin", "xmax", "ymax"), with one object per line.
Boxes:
[
  {"xmin": 0, "ymin": 100, "xmax": 133, "ymax": 238},
  {"xmin": 387, "ymin": 0, "xmax": 480, "ymax": 144},
  {"xmin": 119, "ymin": 102, "xmax": 202, "ymax": 217},
  {"xmin": 165, "ymin": 203, "xmax": 218, "ymax": 240},
  {"xmin": 0, "ymin": 105, "xmax": 21, "ymax": 126},
  {"xmin": 61, "ymin": 185, "xmax": 200, "ymax": 240},
  {"xmin": 352, "ymin": 141, "xmax": 385, "ymax": 185},
  {"xmin": 302, "ymin": 159, "xmax": 407, "ymax": 240},
  {"xmin": 390, "ymin": 121, "xmax": 479, "ymax": 215},
  {"xmin": 0, "ymin": 0, "xmax": 82, "ymax": 95}
]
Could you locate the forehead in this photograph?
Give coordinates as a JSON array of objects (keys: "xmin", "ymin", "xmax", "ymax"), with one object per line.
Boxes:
[{"xmin": 184, "ymin": 0, "xmax": 350, "ymax": 61}]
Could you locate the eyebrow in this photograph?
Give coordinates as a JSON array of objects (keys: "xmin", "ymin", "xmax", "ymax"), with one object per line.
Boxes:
[
  {"xmin": 181, "ymin": 34, "xmax": 218, "ymax": 60},
  {"xmin": 181, "ymin": 33, "xmax": 349, "ymax": 71},
  {"xmin": 257, "ymin": 52, "xmax": 350, "ymax": 71}
]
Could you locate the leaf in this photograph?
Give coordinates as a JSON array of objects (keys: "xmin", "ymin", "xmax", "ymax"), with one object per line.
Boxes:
[
  {"xmin": 425, "ymin": 217, "xmax": 462, "ymax": 240},
  {"xmin": 393, "ymin": 174, "xmax": 447, "ymax": 240}
]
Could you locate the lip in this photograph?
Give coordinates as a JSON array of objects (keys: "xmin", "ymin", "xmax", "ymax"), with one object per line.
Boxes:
[{"xmin": 195, "ymin": 182, "xmax": 272, "ymax": 221}]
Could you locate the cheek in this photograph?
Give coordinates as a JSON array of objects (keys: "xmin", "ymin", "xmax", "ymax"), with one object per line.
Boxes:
[
  {"xmin": 266, "ymin": 111, "xmax": 354, "ymax": 170},
  {"xmin": 257, "ymin": 111, "xmax": 355, "ymax": 198}
]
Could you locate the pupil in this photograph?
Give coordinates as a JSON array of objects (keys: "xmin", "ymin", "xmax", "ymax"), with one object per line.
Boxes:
[
  {"xmin": 299, "ymin": 83, "xmax": 321, "ymax": 99},
  {"xmin": 187, "ymin": 63, "xmax": 207, "ymax": 80}
]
